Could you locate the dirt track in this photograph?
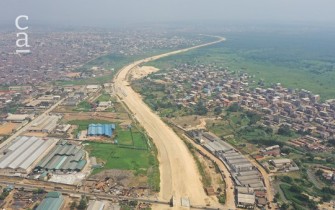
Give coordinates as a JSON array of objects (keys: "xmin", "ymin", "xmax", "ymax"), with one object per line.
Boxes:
[{"xmin": 113, "ymin": 36, "xmax": 225, "ymax": 208}]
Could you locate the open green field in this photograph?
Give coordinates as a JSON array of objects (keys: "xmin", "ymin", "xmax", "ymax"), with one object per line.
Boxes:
[
  {"xmin": 85, "ymin": 141, "xmax": 150, "ymax": 173},
  {"xmin": 116, "ymin": 128, "xmax": 148, "ymax": 149},
  {"xmin": 147, "ymin": 31, "xmax": 335, "ymax": 100},
  {"xmin": 73, "ymin": 101, "xmax": 92, "ymax": 112},
  {"xmin": 85, "ymin": 141, "xmax": 160, "ymax": 191},
  {"xmin": 95, "ymin": 93, "xmax": 113, "ymax": 102}
]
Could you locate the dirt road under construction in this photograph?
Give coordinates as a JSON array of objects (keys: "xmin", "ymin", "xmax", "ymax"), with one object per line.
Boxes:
[{"xmin": 113, "ymin": 36, "xmax": 226, "ymax": 208}]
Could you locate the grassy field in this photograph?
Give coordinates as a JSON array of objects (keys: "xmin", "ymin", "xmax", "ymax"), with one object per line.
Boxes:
[
  {"xmin": 73, "ymin": 101, "xmax": 92, "ymax": 112},
  {"xmin": 85, "ymin": 140, "xmax": 159, "ymax": 191},
  {"xmin": 116, "ymin": 128, "xmax": 148, "ymax": 149},
  {"xmin": 85, "ymin": 141, "xmax": 150, "ymax": 173},
  {"xmin": 147, "ymin": 31, "xmax": 335, "ymax": 100},
  {"xmin": 95, "ymin": 93, "xmax": 112, "ymax": 102}
]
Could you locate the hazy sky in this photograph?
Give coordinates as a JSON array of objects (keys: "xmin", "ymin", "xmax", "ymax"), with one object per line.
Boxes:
[{"xmin": 1, "ymin": 0, "xmax": 335, "ymax": 27}]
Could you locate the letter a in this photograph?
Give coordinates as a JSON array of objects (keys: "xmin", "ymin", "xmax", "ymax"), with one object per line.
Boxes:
[{"xmin": 16, "ymin": 32, "xmax": 30, "ymax": 48}]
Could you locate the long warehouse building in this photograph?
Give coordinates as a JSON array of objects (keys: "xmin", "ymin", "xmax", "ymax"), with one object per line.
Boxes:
[
  {"xmin": 0, "ymin": 136, "xmax": 58, "ymax": 176},
  {"xmin": 28, "ymin": 115, "xmax": 62, "ymax": 133},
  {"xmin": 35, "ymin": 140, "xmax": 87, "ymax": 173}
]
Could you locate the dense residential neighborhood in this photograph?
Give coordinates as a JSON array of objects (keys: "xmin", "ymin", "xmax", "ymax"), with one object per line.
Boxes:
[
  {"xmin": 142, "ymin": 63, "xmax": 335, "ymax": 147},
  {"xmin": 0, "ymin": 30, "xmax": 203, "ymax": 85}
]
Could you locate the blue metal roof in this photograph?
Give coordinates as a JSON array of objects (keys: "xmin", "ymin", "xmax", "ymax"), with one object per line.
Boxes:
[{"xmin": 87, "ymin": 124, "xmax": 115, "ymax": 137}]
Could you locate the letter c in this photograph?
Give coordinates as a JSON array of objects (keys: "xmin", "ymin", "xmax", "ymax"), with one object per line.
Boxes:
[{"xmin": 15, "ymin": 15, "xmax": 29, "ymax": 30}]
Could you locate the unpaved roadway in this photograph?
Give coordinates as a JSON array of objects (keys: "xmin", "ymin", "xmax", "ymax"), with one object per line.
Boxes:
[{"xmin": 114, "ymin": 36, "xmax": 225, "ymax": 208}]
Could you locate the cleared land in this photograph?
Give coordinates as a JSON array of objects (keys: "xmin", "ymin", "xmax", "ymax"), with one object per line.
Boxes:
[
  {"xmin": 0, "ymin": 122, "xmax": 20, "ymax": 135},
  {"xmin": 130, "ymin": 66, "xmax": 159, "ymax": 80},
  {"xmin": 114, "ymin": 36, "xmax": 225, "ymax": 207}
]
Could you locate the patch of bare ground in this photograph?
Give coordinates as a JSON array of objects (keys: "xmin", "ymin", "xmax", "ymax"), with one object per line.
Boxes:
[
  {"xmin": 170, "ymin": 115, "xmax": 212, "ymax": 130},
  {"xmin": 130, "ymin": 66, "xmax": 159, "ymax": 80},
  {"xmin": 90, "ymin": 169, "xmax": 147, "ymax": 188},
  {"xmin": 0, "ymin": 122, "xmax": 20, "ymax": 135}
]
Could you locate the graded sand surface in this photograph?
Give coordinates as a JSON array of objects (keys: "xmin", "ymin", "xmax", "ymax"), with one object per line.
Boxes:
[
  {"xmin": 114, "ymin": 36, "xmax": 226, "ymax": 208},
  {"xmin": 130, "ymin": 66, "xmax": 159, "ymax": 80}
]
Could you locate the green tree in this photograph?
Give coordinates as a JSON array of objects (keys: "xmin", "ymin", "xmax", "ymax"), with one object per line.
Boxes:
[
  {"xmin": 77, "ymin": 196, "xmax": 87, "ymax": 210},
  {"xmin": 281, "ymin": 147, "xmax": 291, "ymax": 154},
  {"xmin": 246, "ymin": 111, "xmax": 261, "ymax": 125},
  {"xmin": 217, "ymin": 194, "xmax": 226, "ymax": 204},
  {"xmin": 213, "ymin": 106, "xmax": 222, "ymax": 115},
  {"xmin": 322, "ymin": 187, "xmax": 335, "ymax": 195},
  {"xmin": 227, "ymin": 102, "xmax": 241, "ymax": 112},
  {"xmin": 194, "ymin": 100, "xmax": 208, "ymax": 115},
  {"xmin": 280, "ymin": 203, "xmax": 289, "ymax": 210},
  {"xmin": 129, "ymin": 200, "xmax": 138, "ymax": 207},
  {"xmin": 289, "ymin": 184, "xmax": 302, "ymax": 193},
  {"xmin": 321, "ymin": 194, "xmax": 332, "ymax": 202},
  {"xmin": 278, "ymin": 124, "xmax": 294, "ymax": 136},
  {"xmin": 281, "ymin": 176, "xmax": 293, "ymax": 184}
]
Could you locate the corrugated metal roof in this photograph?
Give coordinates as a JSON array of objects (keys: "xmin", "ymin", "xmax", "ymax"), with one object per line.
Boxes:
[
  {"xmin": 75, "ymin": 160, "xmax": 86, "ymax": 170},
  {"xmin": 46, "ymin": 155, "xmax": 63, "ymax": 170},
  {"xmin": 36, "ymin": 141, "xmax": 86, "ymax": 171},
  {"xmin": 0, "ymin": 137, "xmax": 38, "ymax": 168},
  {"xmin": 55, "ymin": 156, "xmax": 67, "ymax": 170},
  {"xmin": 0, "ymin": 136, "xmax": 57, "ymax": 172},
  {"xmin": 38, "ymin": 145, "xmax": 63, "ymax": 168},
  {"xmin": 72, "ymin": 151, "xmax": 84, "ymax": 162},
  {"xmin": 8, "ymin": 136, "xmax": 28, "ymax": 150},
  {"xmin": 8, "ymin": 139, "xmax": 44, "ymax": 169},
  {"xmin": 87, "ymin": 124, "xmax": 115, "ymax": 137},
  {"xmin": 20, "ymin": 140, "xmax": 54, "ymax": 170},
  {"xmin": 36, "ymin": 192, "xmax": 64, "ymax": 210},
  {"xmin": 0, "ymin": 137, "xmax": 34, "ymax": 168}
]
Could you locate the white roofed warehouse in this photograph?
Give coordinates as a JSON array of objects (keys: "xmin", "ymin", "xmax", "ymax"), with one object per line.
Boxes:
[
  {"xmin": 28, "ymin": 115, "xmax": 62, "ymax": 133},
  {"xmin": 0, "ymin": 136, "xmax": 58, "ymax": 176},
  {"xmin": 6, "ymin": 114, "xmax": 32, "ymax": 123}
]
